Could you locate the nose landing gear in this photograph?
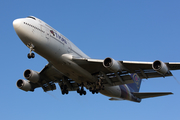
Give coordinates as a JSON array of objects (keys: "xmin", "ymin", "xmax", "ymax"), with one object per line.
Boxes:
[{"xmin": 27, "ymin": 43, "xmax": 35, "ymax": 59}]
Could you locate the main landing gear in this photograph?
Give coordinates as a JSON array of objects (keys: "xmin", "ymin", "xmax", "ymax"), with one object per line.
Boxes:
[
  {"xmin": 77, "ymin": 83, "xmax": 86, "ymax": 96},
  {"xmin": 89, "ymin": 79, "xmax": 104, "ymax": 94},
  {"xmin": 27, "ymin": 43, "xmax": 35, "ymax": 59},
  {"xmin": 61, "ymin": 84, "xmax": 69, "ymax": 95},
  {"xmin": 89, "ymin": 87, "xmax": 99, "ymax": 94}
]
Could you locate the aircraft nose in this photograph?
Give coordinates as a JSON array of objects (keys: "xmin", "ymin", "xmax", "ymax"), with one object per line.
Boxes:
[{"xmin": 13, "ymin": 19, "xmax": 21, "ymax": 30}]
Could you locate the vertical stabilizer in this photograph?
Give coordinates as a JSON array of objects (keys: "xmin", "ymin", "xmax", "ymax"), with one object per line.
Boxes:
[{"xmin": 127, "ymin": 73, "xmax": 142, "ymax": 92}]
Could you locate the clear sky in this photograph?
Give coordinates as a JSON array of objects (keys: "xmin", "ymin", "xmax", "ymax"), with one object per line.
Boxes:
[{"xmin": 1, "ymin": 0, "xmax": 180, "ymax": 120}]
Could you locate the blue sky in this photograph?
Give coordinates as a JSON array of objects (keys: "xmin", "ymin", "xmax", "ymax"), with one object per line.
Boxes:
[{"xmin": 1, "ymin": 0, "xmax": 180, "ymax": 120}]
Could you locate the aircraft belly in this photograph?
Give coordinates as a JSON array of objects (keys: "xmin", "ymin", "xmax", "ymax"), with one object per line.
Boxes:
[{"xmin": 100, "ymin": 86, "xmax": 121, "ymax": 98}]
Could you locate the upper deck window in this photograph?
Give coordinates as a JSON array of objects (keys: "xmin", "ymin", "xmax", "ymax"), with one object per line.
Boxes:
[{"xmin": 27, "ymin": 16, "xmax": 36, "ymax": 20}]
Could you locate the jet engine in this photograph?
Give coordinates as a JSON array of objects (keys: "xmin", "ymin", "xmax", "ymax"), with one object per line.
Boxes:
[
  {"xmin": 24, "ymin": 69, "xmax": 40, "ymax": 83},
  {"xmin": 103, "ymin": 57, "xmax": 123, "ymax": 72},
  {"xmin": 16, "ymin": 79, "xmax": 32, "ymax": 92},
  {"xmin": 152, "ymin": 60, "xmax": 169, "ymax": 75}
]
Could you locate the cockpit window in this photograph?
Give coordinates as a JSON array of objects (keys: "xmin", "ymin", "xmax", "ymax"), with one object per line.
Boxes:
[{"xmin": 27, "ymin": 16, "xmax": 36, "ymax": 20}]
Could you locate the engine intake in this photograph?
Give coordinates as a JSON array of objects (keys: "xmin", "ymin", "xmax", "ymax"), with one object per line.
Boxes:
[
  {"xmin": 103, "ymin": 57, "xmax": 123, "ymax": 72},
  {"xmin": 16, "ymin": 79, "xmax": 32, "ymax": 92},
  {"xmin": 152, "ymin": 60, "xmax": 169, "ymax": 75},
  {"xmin": 24, "ymin": 69, "xmax": 40, "ymax": 83}
]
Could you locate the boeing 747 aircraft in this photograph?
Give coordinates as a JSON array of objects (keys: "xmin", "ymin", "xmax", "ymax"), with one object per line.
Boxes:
[{"xmin": 13, "ymin": 16, "xmax": 180, "ymax": 102}]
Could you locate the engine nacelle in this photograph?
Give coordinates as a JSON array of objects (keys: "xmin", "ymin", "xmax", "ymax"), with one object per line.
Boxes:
[
  {"xmin": 16, "ymin": 79, "xmax": 32, "ymax": 92},
  {"xmin": 152, "ymin": 60, "xmax": 169, "ymax": 75},
  {"xmin": 24, "ymin": 69, "xmax": 40, "ymax": 83},
  {"xmin": 103, "ymin": 57, "xmax": 123, "ymax": 72}
]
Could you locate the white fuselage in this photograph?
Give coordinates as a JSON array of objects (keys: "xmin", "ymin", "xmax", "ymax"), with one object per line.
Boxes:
[{"xmin": 13, "ymin": 17, "xmax": 132, "ymax": 100}]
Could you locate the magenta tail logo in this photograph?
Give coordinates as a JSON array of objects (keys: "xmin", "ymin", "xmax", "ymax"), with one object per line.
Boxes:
[{"xmin": 132, "ymin": 73, "xmax": 140, "ymax": 86}]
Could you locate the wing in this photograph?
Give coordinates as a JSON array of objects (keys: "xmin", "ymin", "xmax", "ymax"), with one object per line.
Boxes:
[
  {"xmin": 29, "ymin": 63, "xmax": 79, "ymax": 92},
  {"xmin": 73, "ymin": 58, "xmax": 180, "ymax": 86}
]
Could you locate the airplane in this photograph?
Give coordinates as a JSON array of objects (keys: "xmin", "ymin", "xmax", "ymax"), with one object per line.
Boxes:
[{"xmin": 13, "ymin": 16, "xmax": 180, "ymax": 102}]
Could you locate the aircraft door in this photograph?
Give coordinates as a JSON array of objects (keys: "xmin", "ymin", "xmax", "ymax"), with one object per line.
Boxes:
[{"xmin": 41, "ymin": 25, "xmax": 49, "ymax": 40}]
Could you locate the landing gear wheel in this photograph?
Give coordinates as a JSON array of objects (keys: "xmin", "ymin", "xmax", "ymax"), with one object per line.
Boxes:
[
  {"xmin": 96, "ymin": 90, "xmax": 98, "ymax": 94},
  {"xmin": 83, "ymin": 91, "xmax": 86, "ymax": 95},
  {"xmin": 31, "ymin": 53, "xmax": 35, "ymax": 58},
  {"xmin": 28, "ymin": 53, "xmax": 31, "ymax": 59},
  {"xmin": 27, "ymin": 53, "xmax": 35, "ymax": 59},
  {"xmin": 65, "ymin": 90, "xmax": 69, "ymax": 94}
]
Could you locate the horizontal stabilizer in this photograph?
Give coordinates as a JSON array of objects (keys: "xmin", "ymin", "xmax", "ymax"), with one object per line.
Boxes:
[
  {"xmin": 109, "ymin": 98, "xmax": 124, "ymax": 101},
  {"xmin": 133, "ymin": 92, "xmax": 173, "ymax": 99}
]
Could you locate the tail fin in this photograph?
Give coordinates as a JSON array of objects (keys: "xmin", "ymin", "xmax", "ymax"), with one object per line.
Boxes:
[{"xmin": 127, "ymin": 73, "xmax": 142, "ymax": 92}]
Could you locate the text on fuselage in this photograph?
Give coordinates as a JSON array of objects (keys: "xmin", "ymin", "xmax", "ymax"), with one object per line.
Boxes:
[{"xmin": 50, "ymin": 30, "xmax": 67, "ymax": 44}]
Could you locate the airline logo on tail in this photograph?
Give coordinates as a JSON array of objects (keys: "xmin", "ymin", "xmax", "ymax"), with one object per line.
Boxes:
[
  {"xmin": 131, "ymin": 73, "xmax": 141, "ymax": 88},
  {"xmin": 128, "ymin": 73, "xmax": 142, "ymax": 92}
]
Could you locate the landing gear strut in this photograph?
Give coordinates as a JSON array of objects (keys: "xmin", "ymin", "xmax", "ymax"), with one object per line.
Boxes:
[{"xmin": 27, "ymin": 43, "xmax": 35, "ymax": 59}]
